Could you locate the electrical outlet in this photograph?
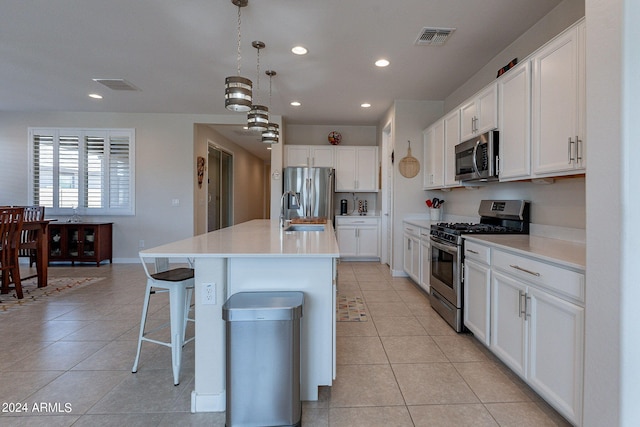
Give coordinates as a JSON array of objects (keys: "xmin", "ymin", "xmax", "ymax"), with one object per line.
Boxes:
[
  {"xmin": 202, "ymin": 283, "xmax": 216, "ymax": 305},
  {"xmin": 138, "ymin": 240, "xmax": 145, "ymax": 248}
]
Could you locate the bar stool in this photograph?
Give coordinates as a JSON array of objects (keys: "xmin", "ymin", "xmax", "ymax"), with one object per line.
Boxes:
[{"xmin": 132, "ymin": 256, "xmax": 195, "ymax": 385}]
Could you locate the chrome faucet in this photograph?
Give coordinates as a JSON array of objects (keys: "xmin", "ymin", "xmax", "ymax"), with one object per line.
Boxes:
[{"xmin": 280, "ymin": 190, "xmax": 301, "ymax": 227}]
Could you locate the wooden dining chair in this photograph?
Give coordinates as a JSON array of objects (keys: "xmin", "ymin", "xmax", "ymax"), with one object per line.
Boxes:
[
  {"xmin": 18, "ymin": 206, "xmax": 45, "ymax": 267},
  {"xmin": 0, "ymin": 207, "xmax": 25, "ymax": 299}
]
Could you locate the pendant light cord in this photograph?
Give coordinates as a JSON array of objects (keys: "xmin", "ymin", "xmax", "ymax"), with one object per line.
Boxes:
[
  {"xmin": 255, "ymin": 47, "xmax": 261, "ymax": 102},
  {"xmin": 236, "ymin": 4, "xmax": 242, "ymax": 76}
]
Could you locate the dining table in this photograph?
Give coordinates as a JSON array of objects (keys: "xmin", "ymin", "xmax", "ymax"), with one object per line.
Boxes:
[{"xmin": 20, "ymin": 219, "xmax": 51, "ymax": 288}]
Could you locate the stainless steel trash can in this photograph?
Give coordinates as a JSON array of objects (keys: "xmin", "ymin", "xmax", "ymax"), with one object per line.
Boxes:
[{"xmin": 222, "ymin": 291, "xmax": 304, "ymax": 427}]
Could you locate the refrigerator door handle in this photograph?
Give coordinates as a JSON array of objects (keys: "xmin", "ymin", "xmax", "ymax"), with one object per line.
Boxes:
[{"xmin": 305, "ymin": 178, "xmax": 312, "ymax": 217}]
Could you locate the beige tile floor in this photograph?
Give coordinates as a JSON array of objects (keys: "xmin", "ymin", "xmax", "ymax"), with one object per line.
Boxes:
[{"xmin": 0, "ymin": 261, "xmax": 571, "ymax": 426}]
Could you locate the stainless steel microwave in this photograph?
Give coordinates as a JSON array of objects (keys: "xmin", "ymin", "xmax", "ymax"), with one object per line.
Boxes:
[{"xmin": 454, "ymin": 130, "xmax": 499, "ymax": 182}]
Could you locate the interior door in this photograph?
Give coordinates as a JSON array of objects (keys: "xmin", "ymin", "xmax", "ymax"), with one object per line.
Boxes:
[{"xmin": 207, "ymin": 145, "xmax": 233, "ymax": 232}]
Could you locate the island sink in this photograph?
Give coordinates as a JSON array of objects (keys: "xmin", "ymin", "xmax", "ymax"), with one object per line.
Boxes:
[{"xmin": 284, "ymin": 224, "xmax": 325, "ymax": 232}]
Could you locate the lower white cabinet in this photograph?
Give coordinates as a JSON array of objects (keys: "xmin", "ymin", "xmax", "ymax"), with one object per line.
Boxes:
[
  {"xmin": 335, "ymin": 217, "xmax": 379, "ymax": 259},
  {"xmin": 464, "ymin": 258, "xmax": 491, "ymax": 347},
  {"xmin": 402, "ymin": 227, "xmax": 420, "ymax": 283},
  {"xmin": 419, "ymin": 231, "xmax": 431, "ymax": 292},
  {"xmin": 490, "ymin": 255, "xmax": 584, "ymax": 426}
]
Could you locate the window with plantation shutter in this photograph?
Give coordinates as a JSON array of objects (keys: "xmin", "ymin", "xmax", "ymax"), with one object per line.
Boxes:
[{"xmin": 29, "ymin": 128, "xmax": 135, "ymax": 215}]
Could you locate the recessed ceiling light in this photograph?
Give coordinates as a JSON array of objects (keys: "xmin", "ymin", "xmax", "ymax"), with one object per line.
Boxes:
[
  {"xmin": 88, "ymin": 93, "xmax": 103, "ymax": 99},
  {"xmin": 291, "ymin": 46, "xmax": 308, "ymax": 55},
  {"xmin": 290, "ymin": 101, "xmax": 301, "ymax": 107},
  {"xmin": 361, "ymin": 103, "xmax": 371, "ymax": 108},
  {"xmin": 375, "ymin": 59, "xmax": 390, "ymax": 67}
]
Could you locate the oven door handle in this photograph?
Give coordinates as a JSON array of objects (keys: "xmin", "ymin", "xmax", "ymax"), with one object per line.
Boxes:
[{"xmin": 430, "ymin": 238, "xmax": 459, "ymax": 256}]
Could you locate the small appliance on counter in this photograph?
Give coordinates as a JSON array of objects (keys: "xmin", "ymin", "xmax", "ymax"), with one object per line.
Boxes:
[{"xmin": 340, "ymin": 199, "xmax": 348, "ymax": 215}]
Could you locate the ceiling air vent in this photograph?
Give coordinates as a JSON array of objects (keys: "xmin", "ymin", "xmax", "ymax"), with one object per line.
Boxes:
[
  {"xmin": 92, "ymin": 78, "xmax": 140, "ymax": 91},
  {"xmin": 415, "ymin": 27, "xmax": 455, "ymax": 46}
]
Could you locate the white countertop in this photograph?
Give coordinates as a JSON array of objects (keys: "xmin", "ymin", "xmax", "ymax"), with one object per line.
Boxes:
[
  {"xmin": 464, "ymin": 234, "xmax": 586, "ymax": 271},
  {"xmin": 403, "ymin": 218, "xmax": 435, "ymax": 229},
  {"xmin": 140, "ymin": 219, "xmax": 340, "ymax": 258}
]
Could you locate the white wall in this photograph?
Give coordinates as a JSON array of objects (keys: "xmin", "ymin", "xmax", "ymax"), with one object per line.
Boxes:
[
  {"xmin": 193, "ymin": 124, "xmax": 268, "ymax": 235},
  {"xmin": 381, "ymin": 100, "xmax": 444, "ymax": 273},
  {"xmin": 0, "ymin": 111, "xmax": 269, "ymax": 261},
  {"xmin": 584, "ymin": 0, "xmax": 640, "ymax": 425},
  {"xmin": 285, "ymin": 124, "xmax": 376, "ymax": 146}
]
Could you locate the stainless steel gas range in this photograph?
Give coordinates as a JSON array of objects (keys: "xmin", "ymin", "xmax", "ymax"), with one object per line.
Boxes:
[{"xmin": 429, "ymin": 200, "xmax": 530, "ymax": 332}]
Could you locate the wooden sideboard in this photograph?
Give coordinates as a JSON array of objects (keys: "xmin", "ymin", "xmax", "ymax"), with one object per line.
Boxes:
[{"xmin": 49, "ymin": 222, "xmax": 112, "ymax": 266}]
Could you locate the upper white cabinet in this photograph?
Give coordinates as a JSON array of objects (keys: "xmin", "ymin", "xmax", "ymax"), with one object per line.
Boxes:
[
  {"xmin": 460, "ymin": 82, "xmax": 498, "ymax": 141},
  {"xmin": 443, "ymin": 109, "xmax": 461, "ymax": 188},
  {"xmin": 285, "ymin": 145, "xmax": 335, "ymax": 168},
  {"xmin": 531, "ymin": 21, "xmax": 586, "ymax": 177},
  {"xmin": 498, "ymin": 61, "xmax": 532, "ymax": 181},
  {"xmin": 335, "ymin": 146, "xmax": 378, "ymax": 192},
  {"xmin": 422, "ymin": 121, "xmax": 444, "ymax": 189}
]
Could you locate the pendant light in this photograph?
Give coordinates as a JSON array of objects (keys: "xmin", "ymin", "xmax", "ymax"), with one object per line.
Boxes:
[
  {"xmin": 247, "ymin": 41, "xmax": 269, "ymax": 131},
  {"xmin": 262, "ymin": 70, "xmax": 279, "ymax": 144},
  {"xmin": 224, "ymin": 0, "xmax": 252, "ymax": 112}
]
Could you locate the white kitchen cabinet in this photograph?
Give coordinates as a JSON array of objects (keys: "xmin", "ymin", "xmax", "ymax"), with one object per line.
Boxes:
[
  {"xmin": 531, "ymin": 20, "xmax": 586, "ymax": 177},
  {"xmin": 528, "ymin": 287, "xmax": 584, "ymax": 426},
  {"xmin": 490, "ymin": 248, "xmax": 584, "ymax": 426},
  {"xmin": 402, "ymin": 223, "xmax": 420, "ymax": 283},
  {"xmin": 335, "ymin": 146, "xmax": 378, "ymax": 192},
  {"xmin": 285, "ymin": 145, "xmax": 334, "ymax": 167},
  {"xmin": 422, "ymin": 121, "xmax": 444, "ymax": 189},
  {"xmin": 335, "ymin": 217, "xmax": 379, "ymax": 259},
  {"xmin": 498, "ymin": 60, "xmax": 532, "ymax": 181},
  {"xmin": 443, "ymin": 109, "xmax": 461, "ymax": 187},
  {"xmin": 463, "ymin": 241, "xmax": 491, "ymax": 346},
  {"xmin": 460, "ymin": 82, "xmax": 498, "ymax": 142},
  {"xmin": 491, "ymin": 270, "xmax": 528, "ymax": 377},
  {"xmin": 419, "ymin": 230, "xmax": 431, "ymax": 293}
]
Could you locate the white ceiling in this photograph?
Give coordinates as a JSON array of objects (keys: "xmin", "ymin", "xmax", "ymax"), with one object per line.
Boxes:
[{"xmin": 1, "ymin": 0, "xmax": 563, "ymax": 160}]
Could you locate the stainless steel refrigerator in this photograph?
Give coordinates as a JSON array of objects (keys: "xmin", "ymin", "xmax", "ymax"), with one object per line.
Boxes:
[{"xmin": 282, "ymin": 167, "xmax": 335, "ymax": 222}]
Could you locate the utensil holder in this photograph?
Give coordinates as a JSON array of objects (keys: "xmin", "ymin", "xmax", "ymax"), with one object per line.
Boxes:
[{"xmin": 430, "ymin": 208, "xmax": 442, "ymax": 221}]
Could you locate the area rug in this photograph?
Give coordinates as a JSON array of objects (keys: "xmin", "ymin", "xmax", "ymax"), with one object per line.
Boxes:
[
  {"xmin": 0, "ymin": 277, "xmax": 105, "ymax": 312},
  {"xmin": 337, "ymin": 295, "xmax": 368, "ymax": 322}
]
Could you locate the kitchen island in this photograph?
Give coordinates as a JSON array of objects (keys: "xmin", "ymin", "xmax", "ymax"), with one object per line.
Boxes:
[{"xmin": 139, "ymin": 219, "xmax": 340, "ymax": 413}]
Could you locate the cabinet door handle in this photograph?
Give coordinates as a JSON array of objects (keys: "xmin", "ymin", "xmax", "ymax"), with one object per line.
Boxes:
[
  {"xmin": 467, "ymin": 249, "xmax": 479, "ymax": 254},
  {"xmin": 525, "ymin": 295, "xmax": 532, "ymax": 319},
  {"xmin": 568, "ymin": 137, "xmax": 575, "ymax": 163},
  {"xmin": 510, "ymin": 264, "xmax": 541, "ymax": 277},
  {"xmin": 576, "ymin": 136, "xmax": 582, "ymax": 162},
  {"xmin": 518, "ymin": 291, "xmax": 525, "ymax": 318}
]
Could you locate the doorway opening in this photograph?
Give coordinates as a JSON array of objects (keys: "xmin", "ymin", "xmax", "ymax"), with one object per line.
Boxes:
[
  {"xmin": 381, "ymin": 122, "xmax": 394, "ymax": 270},
  {"xmin": 208, "ymin": 143, "xmax": 233, "ymax": 232}
]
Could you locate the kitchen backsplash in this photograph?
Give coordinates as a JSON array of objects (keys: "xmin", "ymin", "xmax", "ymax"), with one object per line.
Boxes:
[{"xmin": 424, "ymin": 176, "xmax": 585, "ymax": 230}]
